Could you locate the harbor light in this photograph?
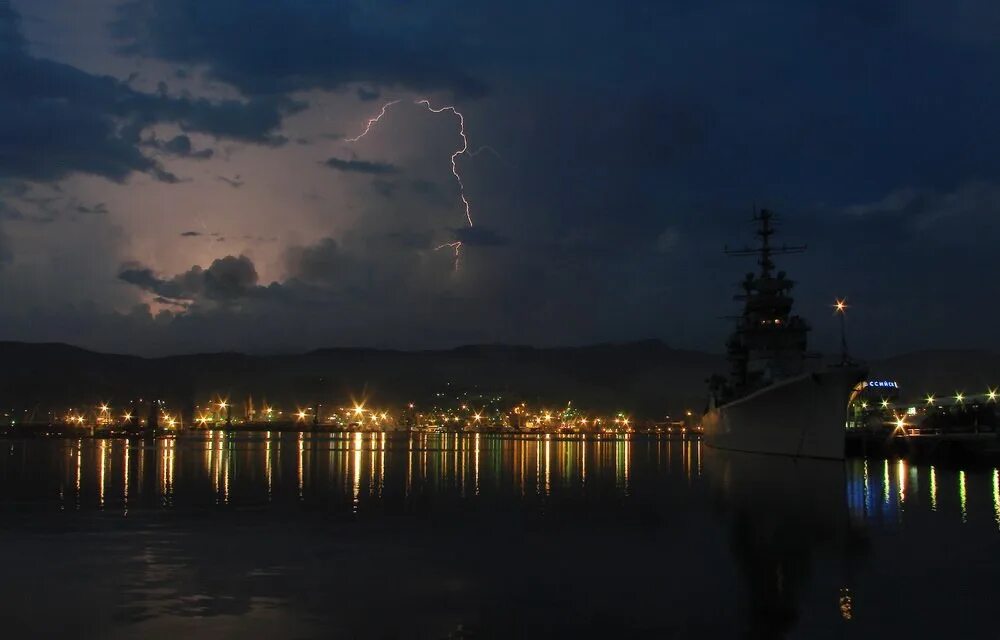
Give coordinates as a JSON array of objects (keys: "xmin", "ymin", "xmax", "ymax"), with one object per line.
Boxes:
[
  {"xmin": 926, "ymin": 394, "xmax": 935, "ymax": 405},
  {"xmin": 955, "ymin": 392, "xmax": 964, "ymax": 403},
  {"xmin": 988, "ymin": 388, "xmax": 998, "ymax": 402},
  {"xmin": 296, "ymin": 409, "xmax": 308, "ymax": 421}
]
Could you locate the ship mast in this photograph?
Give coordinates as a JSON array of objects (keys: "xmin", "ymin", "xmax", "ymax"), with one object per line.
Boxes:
[{"xmin": 723, "ymin": 209, "xmax": 806, "ymax": 275}]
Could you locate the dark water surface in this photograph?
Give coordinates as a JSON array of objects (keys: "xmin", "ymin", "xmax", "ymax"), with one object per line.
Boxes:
[{"xmin": 1, "ymin": 432, "xmax": 997, "ymax": 638}]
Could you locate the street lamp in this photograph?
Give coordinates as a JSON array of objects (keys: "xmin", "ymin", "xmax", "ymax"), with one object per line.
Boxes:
[{"xmin": 834, "ymin": 298, "xmax": 849, "ymax": 364}]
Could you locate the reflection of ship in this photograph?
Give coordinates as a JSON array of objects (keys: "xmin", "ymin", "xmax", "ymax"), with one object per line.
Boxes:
[
  {"xmin": 704, "ymin": 448, "xmax": 866, "ymax": 637},
  {"xmin": 702, "ymin": 210, "xmax": 866, "ymax": 459}
]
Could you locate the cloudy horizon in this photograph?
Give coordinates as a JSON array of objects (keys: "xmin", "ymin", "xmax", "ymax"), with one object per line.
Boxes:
[{"xmin": 2, "ymin": 0, "xmax": 999, "ymax": 356}]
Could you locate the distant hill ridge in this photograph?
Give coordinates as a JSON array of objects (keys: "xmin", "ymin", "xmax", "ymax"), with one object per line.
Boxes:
[{"xmin": 0, "ymin": 341, "xmax": 996, "ymax": 419}]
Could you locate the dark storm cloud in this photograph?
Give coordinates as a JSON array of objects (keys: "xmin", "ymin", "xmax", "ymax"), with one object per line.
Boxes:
[
  {"xmin": 111, "ymin": 0, "xmax": 487, "ymax": 99},
  {"xmin": 143, "ymin": 134, "xmax": 214, "ymax": 159},
  {"xmin": 323, "ymin": 157, "xmax": 398, "ymax": 175},
  {"xmin": 119, "ymin": 255, "xmax": 259, "ymax": 302},
  {"xmin": 0, "ymin": 4, "xmax": 294, "ymax": 185}
]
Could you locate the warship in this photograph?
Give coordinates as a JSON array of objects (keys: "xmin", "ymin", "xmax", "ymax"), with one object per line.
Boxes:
[{"xmin": 702, "ymin": 209, "xmax": 866, "ymax": 459}]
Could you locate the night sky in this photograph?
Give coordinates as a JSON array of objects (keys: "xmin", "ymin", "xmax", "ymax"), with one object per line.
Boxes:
[{"xmin": 1, "ymin": 0, "xmax": 998, "ymax": 356}]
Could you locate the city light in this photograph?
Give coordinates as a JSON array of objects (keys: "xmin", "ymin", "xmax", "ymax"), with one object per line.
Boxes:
[
  {"xmin": 955, "ymin": 392, "xmax": 965, "ymax": 403},
  {"xmin": 926, "ymin": 394, "xmax": 935, "ymax": 405},
  {"xmin": 37, "ymin": 393, "xmax": 646, "ymax": 436},
  {"xmin": 989, "ymin": 388, "xmax": 998, "ymax": 402},
  {"xmin": 834, "ymin": 298, "xmax": 848, "ymax": 313}
]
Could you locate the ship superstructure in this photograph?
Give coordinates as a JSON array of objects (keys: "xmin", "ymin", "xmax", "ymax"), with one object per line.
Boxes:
[
  {"xmin": 711, "ymin": 209, "xmax": 810, "ymax": 405},
  {"xmin": 703, "ymin": 209, "xmax": 866, "ymax": 459}
]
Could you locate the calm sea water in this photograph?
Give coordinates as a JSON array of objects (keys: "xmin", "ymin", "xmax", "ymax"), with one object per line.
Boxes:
[{"xmin": 0, "ymin": 432, "xmax": 997, "ymax": 639}]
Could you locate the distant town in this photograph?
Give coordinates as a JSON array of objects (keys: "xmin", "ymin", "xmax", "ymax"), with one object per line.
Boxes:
[{"xmin": 2, "ymin": 389, "xmax": 702, "ymax": 436}]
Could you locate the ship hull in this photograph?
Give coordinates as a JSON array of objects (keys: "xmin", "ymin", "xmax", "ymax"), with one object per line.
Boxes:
[{"xmin": 702, "ymin": 366, "xmax": 866, "ymax": 460}]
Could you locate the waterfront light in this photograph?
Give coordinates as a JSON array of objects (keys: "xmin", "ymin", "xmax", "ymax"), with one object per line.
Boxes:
[
  {"xmin": 296, "ymin": 409, "xmax": 308, "ymax": 421},
  {"xmin": 834, "ymin": 298, "xmax": 847, "ymax": 313},
  {"xmin": 123, "ymin": 412, "xmax": 133, "ymax": 422},
  {"xmin": 926, "ymin": 394, "xmax": 935, "ymax": 405},
  {"xmin": 893, "ymin": 414, "xmax": 906, "ymax": 433},
  {"xmin": 988, "ymin": 388, "xmax": 998, "ymax": 402},
  {"xmin": 955, "ymin": 392, "xmax": 965, "ymax": 403}
]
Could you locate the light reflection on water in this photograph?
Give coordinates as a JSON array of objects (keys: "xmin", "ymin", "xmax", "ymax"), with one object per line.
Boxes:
[{"xmin": 0, "ymin": 433, "xmax": 998, "ymax": 639}]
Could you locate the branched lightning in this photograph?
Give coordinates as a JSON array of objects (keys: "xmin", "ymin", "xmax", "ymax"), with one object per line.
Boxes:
[
  {"xmin": 435, "ymin": 241, "xmax": 463, "ymax": 272},
  {"xmin": 345, "ymin": 98, "xmax": 486, "ymax": 271}
]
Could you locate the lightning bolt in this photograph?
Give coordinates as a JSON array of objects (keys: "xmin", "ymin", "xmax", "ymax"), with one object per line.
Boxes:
[
  {"xmin": 345, "ymin": 98, "xmax": 484, "ymax": 271},
  {"xmin": 344, "ymin": 100, "xmax": 401, "ymax": 143},
  {"xmin": 435, "ymin": 241, "xmax": 463, "ymax": 272},
  {"xmin": 467, "ymin": 145, "xmax": 503, "ymax": 160},
  {"xmin": 414, "ymin": 99, "xmax": 473, "ymax": 229}
]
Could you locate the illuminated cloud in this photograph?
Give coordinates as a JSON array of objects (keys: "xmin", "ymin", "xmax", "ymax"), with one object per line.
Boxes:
[{"xmin": 0, "ymin": 5, "xmax": 293, "ymax": 185}]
